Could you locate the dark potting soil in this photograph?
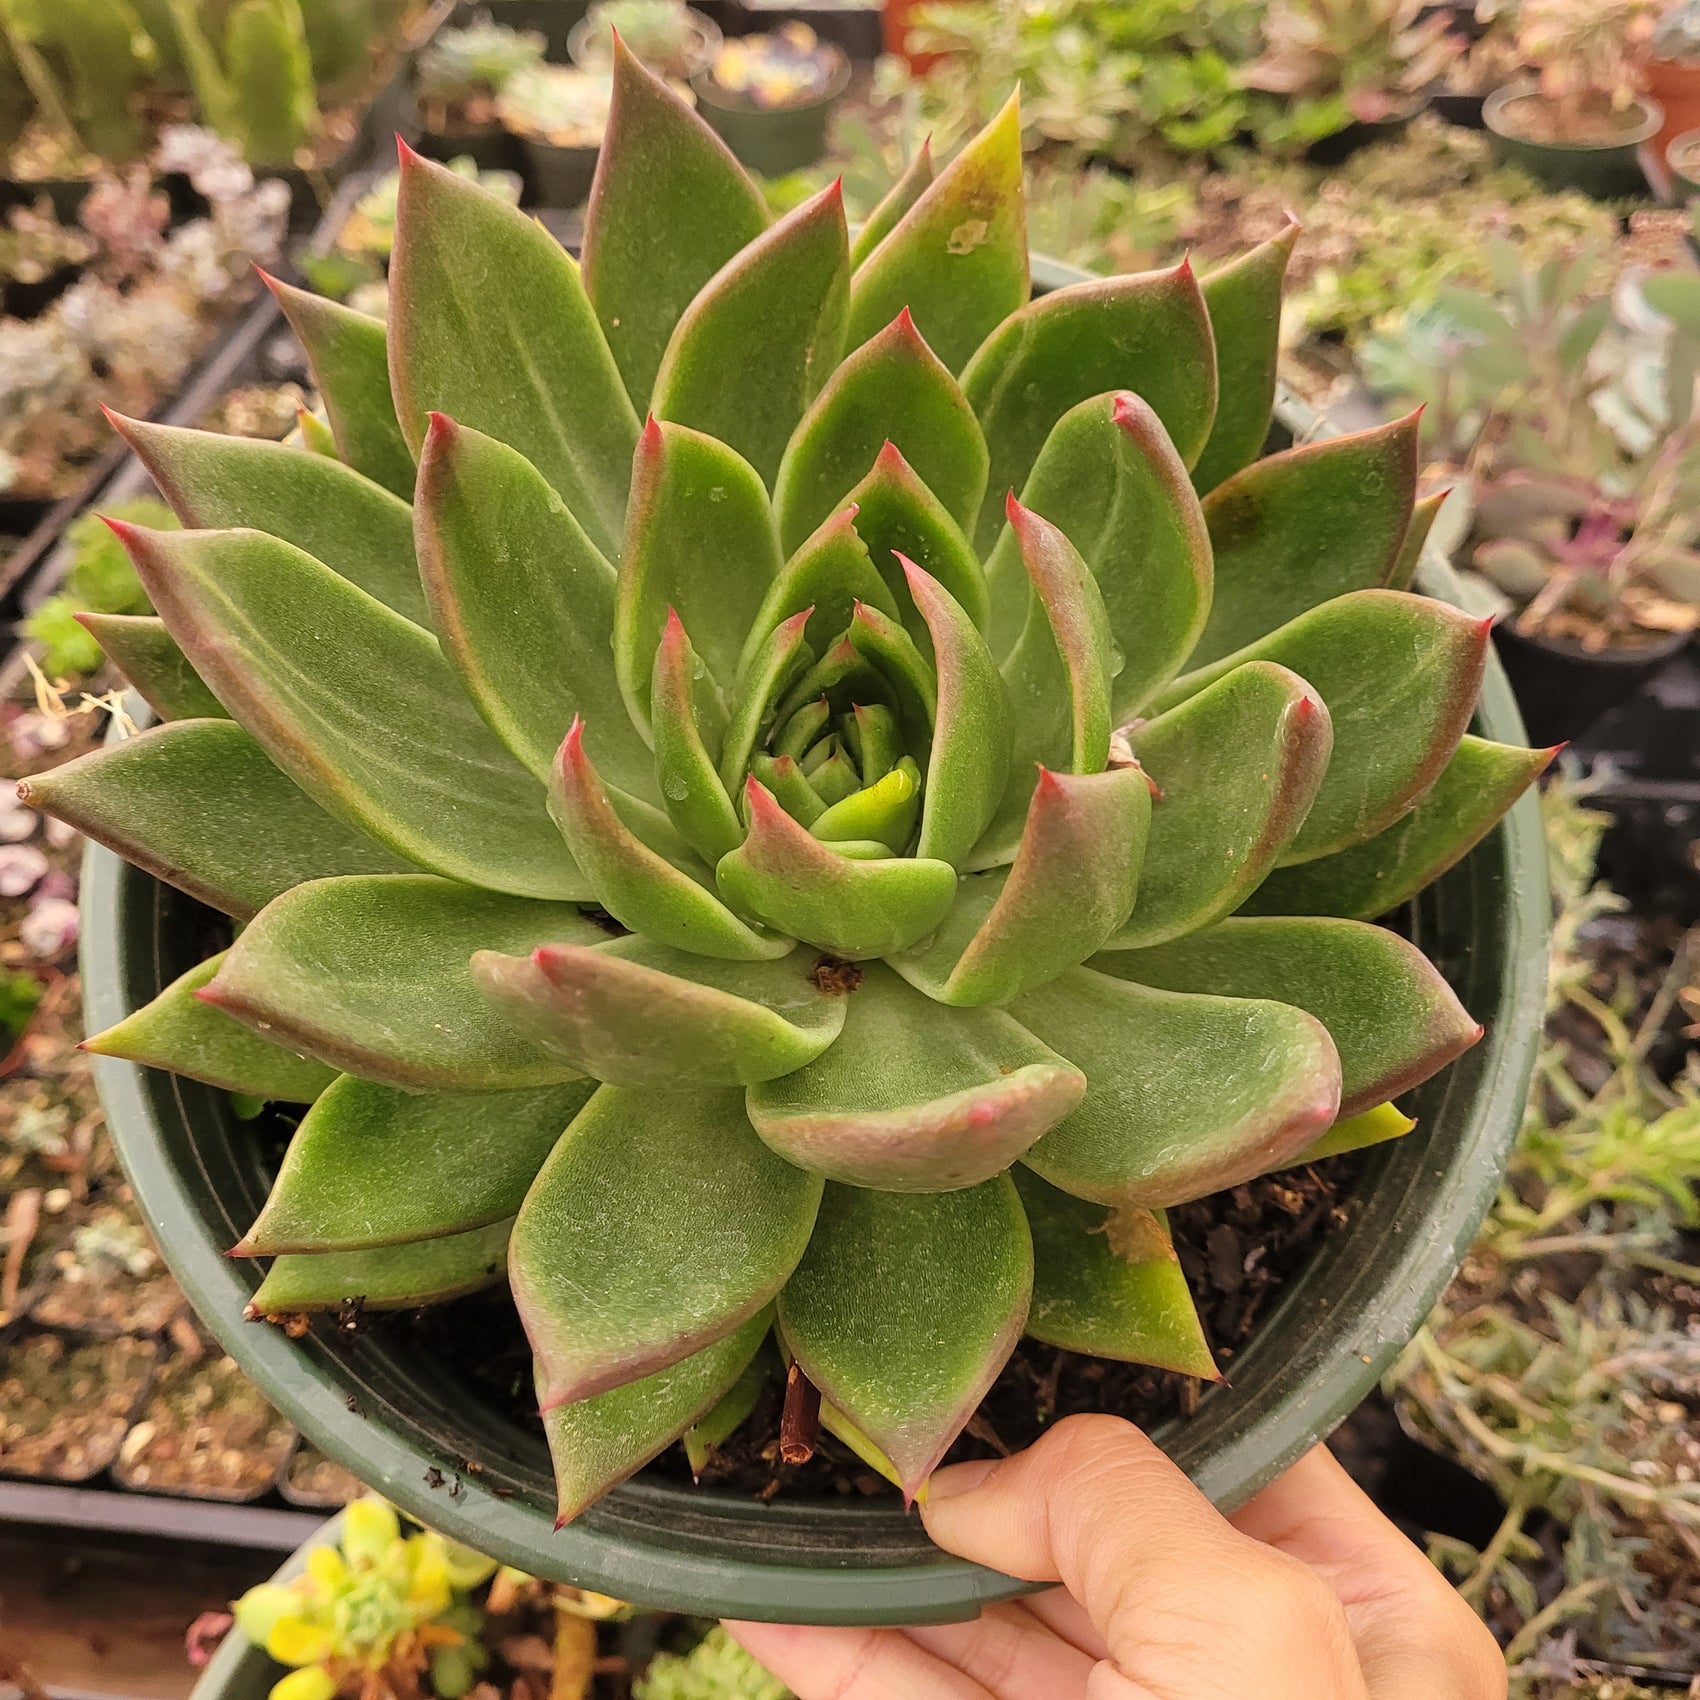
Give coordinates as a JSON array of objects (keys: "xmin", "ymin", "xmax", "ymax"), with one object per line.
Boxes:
[{"xmin": 387, "ymin": 1155, "xmax": 1364, "ymax": 1503}]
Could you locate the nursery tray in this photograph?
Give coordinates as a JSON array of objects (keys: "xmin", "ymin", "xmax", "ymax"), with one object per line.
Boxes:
[{"xmin": 0, "ymin": 1477, "xmax": 323, "ymax": 1551}]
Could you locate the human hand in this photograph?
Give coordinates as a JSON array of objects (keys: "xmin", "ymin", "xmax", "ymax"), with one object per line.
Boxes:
[{"xmin": 726, "ymin": 1413, "xmax": 1505, "ymax": 1700}]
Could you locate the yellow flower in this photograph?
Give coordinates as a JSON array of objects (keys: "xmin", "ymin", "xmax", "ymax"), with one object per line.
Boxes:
[{"xmin": 268, "ymin": 1667, "xmax": 336, "ymax": 1700}]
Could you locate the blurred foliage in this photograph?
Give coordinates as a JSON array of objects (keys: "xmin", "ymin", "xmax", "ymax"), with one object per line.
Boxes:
[{"xmin": 633, "ymin": 1626, "xmax": 793, "ymax": 1700}]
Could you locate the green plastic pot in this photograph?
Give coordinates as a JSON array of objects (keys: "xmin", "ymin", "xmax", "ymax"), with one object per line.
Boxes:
[
  {"xmin": 1484, "ymin": 82, "xmax": 1662, "ymax": 198},
  {"xmin": 690, "ymin": 48, "xmax": 850, "ymax": 177},
  {"xmin": 81, "ymin": 257, "xmax": 1550, "ymax": 1627}
]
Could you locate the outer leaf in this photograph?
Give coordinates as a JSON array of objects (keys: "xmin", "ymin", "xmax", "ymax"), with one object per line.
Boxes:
[
  {"xmin": 580, "ymin": 36, "xmax": 769, "ymax": 409},
  {"xmin": 1289, "ymin": 1101, "xmax": 1415, "ymax": 1166},
  {"xmin": 83, "ymin": 952, "xmax": 337, "ymax": 1102},
  {"xmin": 471, "ymin": 936, "xmax": 844, "ymax": 1086},
  {"xmin": 984, "ymin": 392, "xmax": 1214, "ymax": 712},
  {"xmin": 899, "ymin": 767, "xmax": 1151, "ymax": 1006},
  {"xmin": 1242, "ymin": 735, "xmax": 1555, "ymax": 921},
  {"xmin": 543, "ymin": 1310, "xmax": 772, "ymax": 1525},
  {"xmin": 1095, "ymin": 915, "xmax": 1481, "ymax": 1118},
  {"xmin": 389, "ymin": 146, "xmax": 639, "ymax": 557},
  {"xmin": 716, "ymin": 779, "xmax": 957, "ymax": 958},
  {"xmin": 416, "ymin": 415, "xmax": 651, "ymax": 797},
  {"xmin": 1016, "ymin": 967, "xmax": 1341, "ymax": 1207},
  {"xmin": 202, "ymin": 874, "xmax": 599, "ymax": 1090},
  {"xmin": 845, "ymin": 93, "xmax": 1027, "ymax": 376},
  {"xmin": 774, "ymin": 308, "xmax": 988, "ymax": 555},
  {"xmin": 514, "ymin": 1085, "xmax": 821, "ymax": 1406},
  {"xmin": 263, "ymin": 274, "xmax": 415, "ymax": 500},
  {"xmin": 1013, "ymin": 1169, "xmax": 1216, "ymax": 1377},
  {"xmin": 238, "ymin": 1077, "xmax": 589, "ymax": 1253},
  {"xmin": 1388, "ymin": 487, "xmax": 1448, "ymax": 593},
  {"xmin": 19, "ymin": 719, "xmax": 410, "ymax": 920},
  {"xmin": 616, "ymin": 418, "xmax": 782, "ymax": 730},
  {"xmin": 79, "ymin": 614, "xmax": 227, "ymax": 721},
  {"xmin": 903, "ymin": 557, "xmax": 1010, "ymax": 866},
  {"xmin": 650, "ymin": 612, "xmax": 743, "ymax": 863},
  {"xmin": 964, "ymin": 259, "xmax": 1217, "ymax": 553},
  {"xmin": 552, "ymin": 721, "xmax": 788, "ymax": 960},
  {"xmin": 849, "ymin": 138, "xmax": 933, "ymax": 268},
  {"xmin": 115, "ymin": 523, "xmax": 586, "ymax": 900},
  {"xmin": 1154, "ymin": 590, "xmax": 1491, "ymax": 864},
  {"xmin": 747, "ymin": 963, "xmax": 1084, "ymax": 1190},
  {"xmin": 652, "ymin": 181, "xmax": 850, "ymax": 488},
  {"xmin": 777, "ymin": 1178, "xmax": 1032, "ymax": 1500},
  {"xmin": 1189, "ymin": 414, "xmax": 1421, "ymax": 669},
  {"xmin": 1190, "ymin": 223, "xmax": 1297, "ymax": 495},
  {"xmin": 249, "ymin": 1220, "xmax": 512, "ymax": 1316},
  {"xmin": 105, "ymin": 411, "xmax": 429, "ymax": 626},
  {"xmin": 1113, "ymin": 662, "xmax": 1332, "ymax": 947}
]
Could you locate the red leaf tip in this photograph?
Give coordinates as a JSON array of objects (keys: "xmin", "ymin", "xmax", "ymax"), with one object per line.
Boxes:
[
  {"xmin": 894, "ymin": 304, "xmax": 919, "ymax": 337},
  {"xmin": 1032, "ymin": 765, "xmax": 1065, "ymax": 797},
  {"xmin": 1540, "ymin": 742, "xmax": 1566, "ymax": 765},
  {"xmin": 395, "ymin": 132, "xmax": 420, "ymax": 166},
  {"xmin": 1004, "ymin": 489, "xmax": 1026, "ymax": 523},
  {"xmin": 640, "ymin": 413, "xmax": 664, "ymax": 451},
  {"xmin": 100, "ymin": 514, "xmax": 141, "ymax": 544},
  {"xmin": 1175, "ymin": 250, "xmax": 1195, "ymax": 281}
]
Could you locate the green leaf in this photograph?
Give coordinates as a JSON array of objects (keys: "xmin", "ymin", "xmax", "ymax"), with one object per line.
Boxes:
[
  {"xmin": 514, "ymin": 1085, "xmax": 821, "ymax": 1406},
  {"xmin": 240, "ymin": 1077, "xmax": 587, "ymax": 1256},
  {"xmin": 77, "ymin": 614, "xmax": 227, "ymax": 721},
  {"xmin": 899, "ymin": 767, "xmax": 1151, "ymax": 1006},
  {"xmin": 684, "ymin": 1336, "xmax": 776, "ymax": 1474},
  {"xmin": 1154, "ymin": 590, "xmax": 1490, "ymax": 863},
  {"xmin": 716, "ymin": 778, "xmax": 957, "ymax": 958},
  {"xmin": 1095, "ymin": 915, "xmax": 1481, "ymax": 1118},
  {"xmin": 984, "ymin": 392, "xmax": 1214, "ymax": 713},
  {"xmin": 553, "ymin": 720, "xmax": 789, "ymax": 960},
  {"xmin": 747, "ymin": 962, "xmax": 1082, "ymax": 1190},
  {"xmin": 905, "ymin": 557, "xmax": 1011, "ymax": 867},
  {"xmin": 1388, "ymin": 488, "xmax": 1448, "ymax": 593},
  {"xmin": 1241, "ymin": 735, "xmax": 1553, "ymax": 921},
  {"xmin": 845, "ymin": 601, "xmax": 936, "ymax": 745},
  {"xmin": 1114, "ymin": 662, "xmax": 1332, "ymax": 947},
  {"xmin": 580, "ymin": 36, "xmax": 769, "ymax": 410},
  {"xmin": 202, "ymin": 874, "xmax": 598, "ymax": 1090},
  {"xmin": 262, "ymin": 275, "xmax": 415, "ymax": 501},
  {"xmin": 1189, "ymin": 414, "xmax": 1421, "ymax": 669},
  {"xmin": 114, "ymin": 522, "xmax": 585, "ymax": 900},
  {"xmin": 653, "ymin": 181, "xmax": 850, "ymax": 489},
  {"xmin": 1191, "ymin": 223, "xmax": 1297, "ymax": 495},
  {"xmin": 777, "ymin": 1177, "xmax": 1031, "ymax": 1500},
  {"xmin": 19, "ymin": 719, "xmax": 410, "ymax": 920},
  {"xmin": 1015, "ymin": 967, "xmax": 1341, "ymax": 1207},
  {"xmin": 650, "ymin": 611, "xmax": 743, "ymax": 864},
  {"xmin": 389, "ymin": 146, "xmax": 639, "ymax": 558},
  {"xmin": 416, "ymin": 415, "xmax": 651, "ymax": 798},
  {"xmin": 83, "ymin": 951, "xmax": 337, "ymax": 1102},
  {"xmin": 774, "ymin": 308, "xmax": 988, "ymax": 556},
  {"xmin": 850, "ymin": 138, "xmax": 933, "ymax": 269},
  {"xmin": 749, "ymin": 753, "xmax": 825, "ymax": 826},
  {"xmin": 811, "ymin": 760, "xmax": 920, "ymax": 847},
  {"xmin": 1013, "ymin": 1169, "xmax": 1216, "ymax": 1378},
  {"xmin": 105, "ymin": 411, "xmax": 430, "ymax": 627},
  {"xmin": 964, "ymin": 258, "xmax": 1216, "ymax": 554},
  {"xmin": 721, "ymin": 610, "xmax": 816, "ymax": 791},
  {"xmin": 845, "ymin": 93, "xmax": 1027, "ymax": 377},
  {"xmin": 616, "ymin": 419, "xmax": 782, "ymax": 731},
  {"xmin": 1288, "ymin": 1101, "xmax": 1415, "ymax": 1166},
  {"xmin": 249, "ymin": 1220, "xmax": 512, "ymax": 1315},
  {"xmin": 471, "ymin": 936, "xmax": 844, "ymax": 1087},
  {"xmin": 843, "ymin": 441, "xmax": 988, "ymax": 638},
  {"xmin": 543, "ymin": 1309, "xmax": 772, "ymax": 1524}
]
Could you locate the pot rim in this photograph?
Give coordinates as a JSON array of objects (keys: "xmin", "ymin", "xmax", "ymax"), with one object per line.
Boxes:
[
  {"xmin": 1665, "ymin": 123, "xmax": 1700, "ymax": 177},
  {"xmin": 1494, "ymin": 612, "xmax": 1693, "ymax": 666},
  {"xmin": 1483, "ymin": 81, "xmax": 1665, "ymax": 152},
  {"xmin": 567, "ymin": 5, "xmax": 722, "ymax": 80},
  {"xmin": 689, "ymin": 44, "xmax": 852, "ymax": 115}
]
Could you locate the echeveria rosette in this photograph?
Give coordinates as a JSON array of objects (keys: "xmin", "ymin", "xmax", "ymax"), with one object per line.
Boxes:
[{"xmin": 31, "ymin": 53, "xmax": 1555, "ymax": 1516}]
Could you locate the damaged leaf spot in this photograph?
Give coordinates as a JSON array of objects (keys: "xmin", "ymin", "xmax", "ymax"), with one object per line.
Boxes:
[
  {"xmin": 948, "ymin": 218, "xmax": 990, "ymax": 256},
  {"xmin": 810, "ymin": 955, "xmax": 864, "ymax": 995},
  {"xmin": 1100, "ymin": 1206, "xmax": 1173, "ymax": 1266}
]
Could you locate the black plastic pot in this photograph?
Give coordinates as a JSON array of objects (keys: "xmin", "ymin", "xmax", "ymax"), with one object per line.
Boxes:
[
  {"xmin": 1490, "ymin": 618, "xmax": 1690, "ymax": 748},
  {"xmin": 2, "ymin": 261, "xmax": 82, "ymax": 321},
  {"xmin": 472, "ymin": 0, "xmax": 593, "ymax": 59},
  {"xmin": 1484, "ymin": 83, "xmax": 1662, "ymax": 198},
  {"xmin": 416, "ymin": 121, "xmax": 526, "ymax": 177},
  {"xmin": 1306, "ymin": 100, "xmax": 1424, "ymax": 166},
  {"xmin": 1431, "ymin": 89, "xmax": 1487, "ymax": 130},
  {"xmin": 81, "ymin": 260, "xmax": 1549, "ymax": 1625},
  {"xmin": 515, "ymin": 134, "xmax": 600, "ymax": 207},
  {"xmin": 690, "ymin": 47, "xmax": 850, "ymax": 176},
  {"xmin": 0, "ymin": 177, "xmax": 91, "ymax": 224},
  {"xmin": 728, "ymin": 0, "xmax": 882, "ymax": 60}
]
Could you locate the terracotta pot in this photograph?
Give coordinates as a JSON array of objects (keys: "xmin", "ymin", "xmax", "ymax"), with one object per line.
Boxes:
[
  {"xmin": 881, "ymin": 0, "xmax": 967, "ymax": 72},
  {"xmin": 1647, "ymin": 55, "xmax": 1700, "ymax": 162}
]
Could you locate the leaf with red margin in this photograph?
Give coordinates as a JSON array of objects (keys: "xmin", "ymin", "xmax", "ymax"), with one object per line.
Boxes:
[
  {"xmin": 514, "ymin": 1085, "xmax": 820, "ymax": 1407},
  {"xmin": 653, "ymin": 180, "xmax": 849, "ymax": 488},
  {"xmin": 963, "ymin": 257, "xmax": 1217, "ymax": 553},
  {"xmin": 716, "ymin": 778, "xmax": 957, "ymax": 959},
  {"xmin": 720, "ymin": 608, "xmax": 816, "ymax": 792},
  {"xmin": 897, "ymin": 766, "xmax": 1150, "ymax": 1006},
  {"xmin": 580, "ymin": 36, "xmax": 769, "ymax": 410},
  {"xmin": 471, "ymin": 936, "xmax": 843, "ymax": 1086},
  {"xmin": 650, "ymin": 612, "xmax": 743, "ymax": 863},
  {"xmin": 389, "ymin": 146, "xmax": 639, "ymax": 557},
  {"xmin": 774, "ymin": 308, "xmax": 988, "ymax": 554},
  {"xmin": 746, "ymin": 963, "xmax": 1083, "ymax": 1191},
  {"xmin": 1189, "ymin": 412, "xmax": 1422, "ymax": 669},
  {"xmin": 849, "ymin": 139, "xmax": 933, "ymax": 268},
  {"xmin": 551, "ymin": 720, "xmax": 789, "ymax": 960},
  {"xmin": 1093, "ymin": 915, "xmax": 1481, "ymax": 1118},
  {"xmin": 846, "ymin": 600, "xmax": 936, "ymax": 746},
  {"xmin": 1239, "ymin": 734, "xmax": 1555, "ymax": 920},
  {"xmin": 845, "ymin": 93, "xmax": 1027, "ymax": 377},
  {"xmin": 249, "ymin": 1220, "xmax": 513, "ymax": 1316},
  {"xmin": 1014, "ymin": 966, "xmax": 1341, "ymax": 1207}
]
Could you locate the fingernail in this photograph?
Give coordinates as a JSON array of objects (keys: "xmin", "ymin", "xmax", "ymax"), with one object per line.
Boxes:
[{"xmin": 924, "ymin": 1458, "xmax": 1000, "ymax": 1502}]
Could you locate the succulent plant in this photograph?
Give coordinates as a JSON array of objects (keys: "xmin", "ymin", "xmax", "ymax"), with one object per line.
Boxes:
[
  {"xmin": 571, "ymin": 0, "xmax": 719, "ymax": 79},
  {"xmin": 38, "ymin": 61, "xmax": 1547, "ymax": 1515},
  {"xmin": 416, "ymin": 15, "xmax": 547, "ymax": 118},
  {"xmin": 495, "ymin": 62, "xmax": 612, "ymax": 148},
  {"xmin": 168, "ymin": 0, "xmax": 320, "ymax": 166},
  {"xmin": 0, "ymin": 0, "xmax": 160, "ymax": 162},
  {"xmin": 1514, "ymin": 0, "xmax": 1664, "ymax": 126}
]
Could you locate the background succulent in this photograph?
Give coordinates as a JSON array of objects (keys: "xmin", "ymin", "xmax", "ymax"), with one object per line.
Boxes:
[{"xmin": 35, "ymin": 57, "xmax": 1547, "ymax": 1515}]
